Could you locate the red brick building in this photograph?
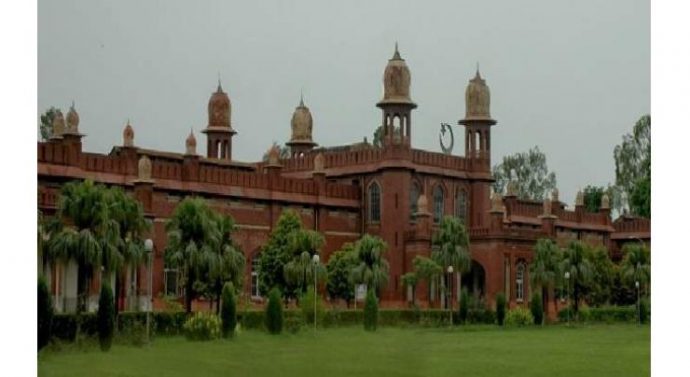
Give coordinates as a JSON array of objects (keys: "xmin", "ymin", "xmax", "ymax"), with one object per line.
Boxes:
[{"xmin": 37, "ymin": 46, "xmax": 650, "ymax": 313}]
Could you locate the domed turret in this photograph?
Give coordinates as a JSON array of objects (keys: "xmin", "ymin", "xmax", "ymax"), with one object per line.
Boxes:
[
  {"xmin": 286, "ymin": 95, "xmax": 317, "ymax": 155},
  {"xmin": 459, "ymin": 67, "xmax": 496, "ymax": 160},
  {"xmin": 123, "ymin": 120, "xmax": 134, "ymax": 147},
  {"xmin": 65, "ymin": 102, "xmax": 80, "ymax": 133},
  {"xmin": 185, "ymin": 130, "xmax": 197, "ymax": 155},
  {"xmin": 203, "ymin": 79, "xmax": 237, "ymax": 160},
  {"xmin": 601, "ymin": 193, "xmax": 610, "ymax": 210},
  {"xmin": 464, "ymin": 70, "xmax": 492, "ymax": 120},
  {"xmin": 207, "ymin": 82, "xmax": 231, "ymax": 129},
  {"xmin": 378, "ymin": 43, "xmax": 415, "ymax": 106},
  {"xmin": 376, "ymin": 43, "xmax": 417, "ymax": 147},
  {"xmin": 51, "ymin": 110, "xmax": 65, "ymax": 139},
  {"xmin": 575, "ymin": 190, "xmax": 584, "ymax": 207}
]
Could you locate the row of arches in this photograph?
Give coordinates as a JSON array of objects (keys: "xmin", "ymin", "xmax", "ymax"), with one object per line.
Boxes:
[{"xmin": 367, "ymin": 181, "xmax": 468, "ymax": 224}]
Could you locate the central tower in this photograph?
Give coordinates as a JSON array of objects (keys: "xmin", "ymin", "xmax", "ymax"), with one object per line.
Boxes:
[
  {"xmin": 376, "ymin": 43, "xmax": 417, "ymax": 147},
  {"xmin": 203, "ymin": 81, "xmax": 237, "ymax": 160}
]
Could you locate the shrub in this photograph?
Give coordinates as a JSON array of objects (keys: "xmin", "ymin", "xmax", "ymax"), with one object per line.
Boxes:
[
  {"xmin": 118, "ymin": 319, "xmax": 147, "ymax": 347},
  {"xmin": 466, "ymin": 308, "xmax": 497, "ymax": 324},
  {"xmin": 38, "ymin": 276, "xmax": 54, "ymax": 351},
  {"xmin": 183, "ymin": 312, "xmax": 222, "ymax": 341},
  {"xmin": 363, "ymin": 289, "xmax": 378, "ymax": 331},
  {"xmin": 639, "ymin": 298, "xmax": 649, "ymax": 324},
  {"xmin": 220, "ymin": 283, "xmax": 237, "ymax": 338},
  {"xmin": 458, "ymin": 288, "xmax": 469, "ymax": 324},
  {"xmin": 530, "ymin": 292, "xmax": 543, "ymax": 325},
  {"xmin": 495, "ymin": 293, "xmax": 506, "ymax": 326},
  {"xmin": 300, "ymin": 285, "xmax": 325, "ymax": 327},
  {"xmin": 557, "ymin": 307, "xmax": 575, "ymax": 323},
  {"xmin": 504, "ymin": 307, "xmax": 534, "ymax": 327},
  {"xmin": 97, "ymin": 281, "xmax": 115, "ymax": 351},
  {"xmin": 265, "ymin": 288, "xmax": 283, "ymax": 334},
  {"xmin": 284, "ymin": 315, "xmax": 304, "ymax": 334}
]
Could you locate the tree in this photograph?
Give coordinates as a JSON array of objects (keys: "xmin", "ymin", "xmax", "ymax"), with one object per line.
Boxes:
[
  {"xmin": 220, "ymin": 282, "xmax": 237, "ymax": 338},
  {"xmin": 412, "ymin": 255, "xmax": 442, "ymax": 307},
  {"xmin": 620, "ymin": 243, "xmax": 651, "ymax": 294},
  {"xmin": 401, "ymin": 272, "xmax": 418, "ymax": 306},
  {"xmin": 326, "ymin": 244, "xmax": 358, "ymax": 307},
  {"xmin": 630, "ymin": 176, "xmax": 651, "ymax": 218},
  {"xmin": 530, "ymin": 292, "xmax": 544, "ymax": 325},
  {"xmin": 97, "ymin": 281, "xmax": 115, "ymax": 352},
  {"xmin": 258, "ymin": 210, "xmax": 303, "ymax": 297},
  {"xmin": 492, "ymin": 146, "xmax": 557, "ymax": 200},
  {"xmin": 458, "ymin": 288, "xmax": 469, "ymax": 324},
  {"xmin": 560, "ymin": 241, "xmax": 593, "ymax": 315},
  {"xmin": 265, "ymin": 288, "xmax": 283, "ymax": 334},
  {"xmin": 529, "ymin": 238, "xmax": 561, "ymax": 316},
  {"xmin": 38, "ymin": 277, "xmax": 54, "ymax": 351},
  {"xmin": 582, "ymin": 185, "xmax": 606, "ymax": 213},
  {"xmin": 363, "ymin": 289, "xmax": 378, "ymax": 331},
  {"xmin": 495, "ymin": 293, "xmax": 506, "ymax": 326},
  {"xmin": 431, "ymin": 216, "xmax": 471, "ymax": 307},
  {"xmin": 614, "ymin": 115, "xmax": 650, "ymax": 215},
  {"xmin": 585, "ymin": 246, "xmax": 614, "ymax": 307},
  {"xmin": 39, "ymin": 106, "xmax": 59, "ymax": 140},
  {"xmin": 283, "ymin": 230, "xmax": 326, "ymax": 299},
  {"xmin": 350, "ymin": 235, "xmax": 390, "ymax": 294},
  {"xmin": 165, "ymin": 197, "xmax": 220, "ymax": 313},
  {"xmin": 207, "ymin": 214, "xmax": 245, "ymax": 314}
]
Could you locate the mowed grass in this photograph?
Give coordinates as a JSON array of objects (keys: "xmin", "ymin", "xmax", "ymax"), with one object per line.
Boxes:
[{"xmin": 38, "ymin": 324, "xmax": 649, "ymax": 377}]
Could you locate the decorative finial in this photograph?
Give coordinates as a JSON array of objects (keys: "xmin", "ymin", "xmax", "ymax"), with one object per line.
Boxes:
[
  {"xmin": 71, "ymin": 100, "xmax": 75, "ymax": 110},
  {"xmin": 300, "ymin": 89, "xmax": 304, "ymax": 107},
  {"xmin": 217, "ymin": 72, "xmax": 222, "ymax": 92},
  {"xmin": 475, "ymin": 62, "xmax": 481, "ymax": 79},
  {"xmin": 392, "ymin": 41, "xmax": 401, "ymax": 60}
]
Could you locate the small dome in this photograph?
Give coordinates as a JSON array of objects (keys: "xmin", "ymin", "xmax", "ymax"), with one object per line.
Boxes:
[
  {"xmin": 186, "ymin": 130, "xmax": 197, "ymax": 155},
  {"xmin": 290, "ymin": 96, "xmax": 313, "ymax": 142},
  {"xmin": 123, "ymin": 120, "xmax": 134, "ymax": 147},
  {"xmin": 313, "ymin": 152, "xmax": 325, "ymax": 172},
  {"xmin": 575, "ymin": 190, "xmax": 584, "ymax": 206},
  {"xmin": 267, "ymin": 144, "xmax": 281, "ymax": 166},
  {"xmin": 208, "ymin": 81, "xmax": 231, "ymax": 129},
  {"xmin": 66, "ymin": 102, "xmax": 80, "ymax": 132},
  {"xmin": 601, "ymin": 194, "xmax": 610, "ymax": 209},
  {"xmin": 551, "ymin": 188, "xmax": 560, "ymax": 202},
  {"xmin": 51, "ymin": 110, "xmax": 65, "ymax": 138},
  {"xmin": 464, "ymin": 69, "xmax": 491, "ymax": 119},
  {"xmin": 379, "ymin": 43, "xmax": 415, "ymax": 106},
  {"xmin": 137, "ymin": 155, "xmax": 152, "ymax": 181}
]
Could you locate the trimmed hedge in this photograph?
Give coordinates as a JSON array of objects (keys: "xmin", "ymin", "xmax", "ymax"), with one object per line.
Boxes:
[{"xmin": 557, "ymin": 306, "xmax": 649, "ymax": 323}]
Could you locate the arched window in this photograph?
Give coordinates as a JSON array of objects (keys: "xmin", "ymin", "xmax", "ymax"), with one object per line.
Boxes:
[
  {"xmin": 251, "ymin": 254, "xmax": 261, "ymax": 298},
  {"xmin": 455, "ymin": 188, "xmax": 467, "ymax": 224},
  {"xmin": 516, "ymin": 262, "xmax": 525, "ymax": 302},
  {"xmin": 433, "ymin": 185, "xmax": 444, "ymax": 224},
  {"xmin": 410, "ymin": 182, "xmax": 420, "ymax": 221},
  {"xmin": 368, "ymin": 182, "xmax": 381, "ymax": 222}
]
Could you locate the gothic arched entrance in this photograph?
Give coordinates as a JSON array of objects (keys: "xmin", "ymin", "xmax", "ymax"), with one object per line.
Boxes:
[{"xmin": 461, "ymin": 260, "xmax": 486, "ymax": 300}]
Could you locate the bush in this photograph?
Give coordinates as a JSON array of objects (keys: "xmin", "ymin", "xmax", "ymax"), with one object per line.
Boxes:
[
  {"xmin": 183, "ymin": 312, "xmax": 222, "ymax": 341},
  {"xmin": 466, "ymin": 308, "xmax": 496, "ymax": 324},
  {"xmin": 300, "ymin": 285, "xmax": 325, "ymax": 327},
  {"xmin": 458, "ymin": 288, "xmax": 469, "ymax": 324},
  {"xmin": 363, "ymin": 289, "xmax": 378, "ymax": 331},
  {"xmin": 97, "ymin": 281, "xmax": 115, "ymax": 351},
  {"xmin": 530, "ymin": 292, "xmax": 543, "ymax": 325},
  {"xmin": 265, "ymin": 288, "xmax": 283, "ymax": 334},
  {"xmin": 221, "ymin": 283, "xmax": 237, "ymax": 338},
  {"xmin": 495, "ymin": 293, "xmax": 506, "ymax": 326},
  {"xmin": 38, "ymin": 276, "xmax": 54, "ymax": 351},
  {"xmin": 117, "ymin": 319, "xmax": 147, "ymax": 347},
  {"xmin": 284, "ymin": 315, "xmax": 304, "ymax": 334},
  {"xmin": 639, "ymin": 298, "xmax": 649, "ymax": 324},
  {"xmin": 504, "ymin": 307, "xmax": 534, "ymax": 327}
]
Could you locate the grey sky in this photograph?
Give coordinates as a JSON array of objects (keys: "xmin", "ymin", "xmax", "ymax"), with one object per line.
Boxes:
[{"xmin": 38, "ymin": 0, "xmax": 649, "ymax": 205}]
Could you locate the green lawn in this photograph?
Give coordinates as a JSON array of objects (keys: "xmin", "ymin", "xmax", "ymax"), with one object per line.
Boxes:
[{"xmin": 38, "ymin": 324, "xmax": 649, "ymax": 377}]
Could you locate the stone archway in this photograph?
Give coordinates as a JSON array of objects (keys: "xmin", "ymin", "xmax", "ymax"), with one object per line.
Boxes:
[{"xmin": 461, "ymin": 260, "xmax": 486, "ymax": 300}]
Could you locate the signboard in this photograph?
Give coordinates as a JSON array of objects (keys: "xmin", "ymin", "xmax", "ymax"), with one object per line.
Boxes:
[{"xmin": 355, "ymin": 284, "xmax": 367, "ymax": 301}]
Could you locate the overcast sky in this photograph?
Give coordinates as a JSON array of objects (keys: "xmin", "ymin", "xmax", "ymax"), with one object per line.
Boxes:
[{"xmin": 38, "ymin": 0, "xmax": 649, "ymax": 205}]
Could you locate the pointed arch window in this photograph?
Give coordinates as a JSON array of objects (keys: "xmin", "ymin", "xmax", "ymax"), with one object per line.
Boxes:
[
  {"xmin": 410, "ymin": 182, "xmax": 420, "ymax": 221},
  {"xmin": 516, "ymin": 261, "xmax": 525, "ymax": 302},
  {"xmin": 455, "ymin": 188, "xmax": 467, "ymax": 224},
  {"xmin": 433, "ymin": 185, "xmax": 444, "ymax": 224},
  {"xmin": 368, "ymin": 182, "xmax": 381, "ymax": 222}
]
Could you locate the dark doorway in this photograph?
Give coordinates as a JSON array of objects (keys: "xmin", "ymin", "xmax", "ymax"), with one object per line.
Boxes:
[{"xmin": 461, "ymin": 260, "xmax": 486, "ymax": 300}]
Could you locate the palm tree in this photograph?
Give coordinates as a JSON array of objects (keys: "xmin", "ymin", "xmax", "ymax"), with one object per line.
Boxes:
[
  {"xmin": 529, "ymin": 238, "xmax": 561, "ymax": 316},
  {"xmin": 412, "ymin": 255, "xmax": 442, "ymax": 307},
  {"xmin": 207, "ymin": 214, "xmax": 245, "ymax": 314},
  {"xmin": 560, "ymin": 241, "xmax": 593, "ymax": 315},
  {"xmin": 401, "ymin": 272, "xmax": 418, "ymax": 306},
  {"xmin": 350, "ymin": 234, "xmax": 390, "ymax": 297},
  {"xmin": 621, "ymin": 243, "xmax": 650, "ymax": 295},
  {"xmin": 165, "ymin": 197, "xmax": 220, "ymax": 313},
  {"xmin": 47, "ymin": 180, "xmax": 120, "ymax": 313},
  {"xmin": 283, "ymin": 229, "xmax": 326, "ymax": 300},
  {"xmin": 431, "ymin": 216, "xmax": 471, "ymax": 307}
]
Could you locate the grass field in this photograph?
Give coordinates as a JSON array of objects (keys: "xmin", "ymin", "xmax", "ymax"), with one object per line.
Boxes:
[{"xmin": 38, "ymin": 324, "xmax": 650, "ymax": 377}]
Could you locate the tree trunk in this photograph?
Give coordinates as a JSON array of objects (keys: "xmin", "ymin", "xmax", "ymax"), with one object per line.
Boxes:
[{"xmin": 184, "ymin": 272, "xmax": 193, "ymax": 313}]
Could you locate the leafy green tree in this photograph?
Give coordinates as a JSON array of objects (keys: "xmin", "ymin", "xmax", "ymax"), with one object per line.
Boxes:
[
  {"xmin": 620, "ymin": 243, "xmax": 650, "ymax": 294},
  {"xmin": 530, "ymin": 292, "xmax": 543, "ymax": 325},
  {"xmin": 560, "ymin": 241, "xmax": 593, "ymax": 315},
  {"xmin": 326, "ymin": 244, "xmax": 358, "ymax": 307},
  {"xmin": 165, "ymin": 197, "xmax": 220, "ymax": 313},
  {"xmin": 492, "ymin": 146, "xmax": 557, "ymax": 200},
  {"xmin": 401, "ymin": 272, "xmax": 418, "ymax": 306},
  {"xmin": 630, "ymin": 176, "xmax": 651, "ymax": 218},
  {"xmin": 529, "ymin": 238, "xmax": 561, "ymax": 316},
  {"xmin": 412, "ymin": 255, "xmax": 442, "ymax": 305},
  {"xmin": 585, "ymin": 246, "xmax": 614, "ymax": 307},
  {"xmin": 207, "ymin": 214, "xmax": 245, "ymax": 314},
  {"xmin": 38, "ymin": 277, "xmax": 54, "ymax": 350},
  {"xmin": 610, "ymin": 265, "xmax": 636, "ymax": 306},
  {"xmin": 350, "ymin": 235, "xmax": 390, "ymax": 294},
  {"xmin": 299, "ymin": 285, "xmax": 325, "ymax": 326},
  {"xmin": 283, "ymin": 230, "xmax": 326, "ymax": 299},
  {"xmin": 265, "ymin": 288, "xmax": 283, "ymax": 334},
  {"xmin": 582, "ymin": 185, "xmax": 606, "ymax": 213},
  {"xmin": 220, "ymin": 282, "xmax": 237, "ymax": 338},
  {"xmin": 39, "ymin": 106, "xmax": 59, "ymax": 140},
  {"xmin": 97, "ymin": 281, "xmax": 115, "ymax": 352},
  {"xmin": 258, "ymin": 210, "xmax": 302, "ymax": 297},
  {"xmin": 432, "ymin": 216, "xmax": 471, "ymax": 306},
  {"xmin": 614, "ymin": 115, "xmax": 650, "ymax": 214},
  {"xmin": 363, "ymin": 289, "xmax": 378, "ymax": 331},
  {"xmin": 495, "ymin": 293, "xmax": 506, "ymax": 326}
]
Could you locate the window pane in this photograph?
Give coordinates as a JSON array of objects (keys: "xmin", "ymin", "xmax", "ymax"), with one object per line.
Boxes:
[{"xmin": 433, "ymin": 186, "xmax": 444, "ymax": 223}]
